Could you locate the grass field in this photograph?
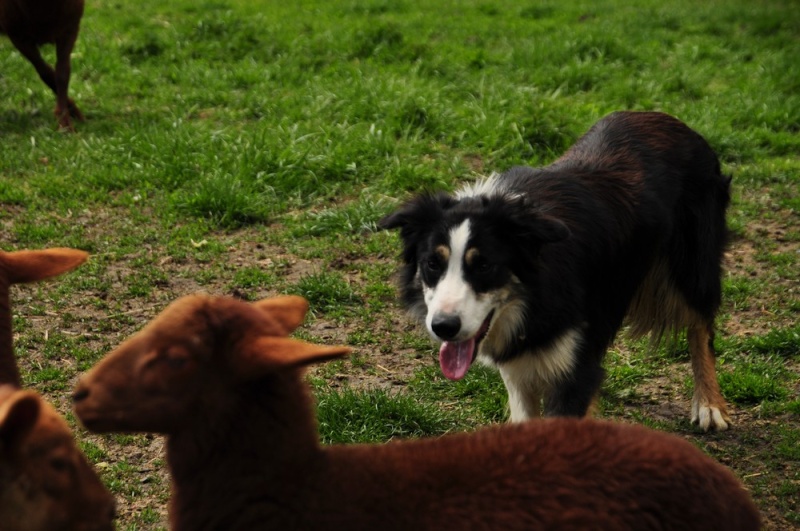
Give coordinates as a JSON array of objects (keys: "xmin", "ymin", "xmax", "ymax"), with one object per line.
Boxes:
[{"xmin": 1, "ymin": 0, "xmax": 798, "ymax": 528}]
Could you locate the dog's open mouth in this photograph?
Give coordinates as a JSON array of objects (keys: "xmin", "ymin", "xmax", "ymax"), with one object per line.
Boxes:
[{"xmin": 438, "ymin": 311, "xmax": 494, "ymax": 381}]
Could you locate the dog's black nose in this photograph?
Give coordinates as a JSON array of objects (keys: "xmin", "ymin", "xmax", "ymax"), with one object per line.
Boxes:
[{"xmin": 432, "ymin": 314, "xmax": 461, "ymax": 340}]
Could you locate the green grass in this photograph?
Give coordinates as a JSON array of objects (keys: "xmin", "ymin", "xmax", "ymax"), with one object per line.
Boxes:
[
  {"xmin": 314, "ymin": 385, "xmax": 465, "ymax": 444},
  {"xmin": 2, "ymin": 0, "xmax": 798, "ymax": 528},
  {"xmin": 289, "ymin": 271, "xmax": 360, "ymax": 314},
  {"xmin": 718, "ymin": 360, "xmax": 790, "ymax": 405}
]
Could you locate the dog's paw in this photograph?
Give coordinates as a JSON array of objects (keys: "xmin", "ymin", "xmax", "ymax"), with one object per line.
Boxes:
[{"xmin": 691, "ymin": 400, "xmax": 731, "ymax": 432}]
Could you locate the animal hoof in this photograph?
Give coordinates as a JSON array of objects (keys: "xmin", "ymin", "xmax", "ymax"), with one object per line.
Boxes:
[
  {"xmin": 55, "ymin": 104, "xmax": 79, "ymax": 131},
  {"xmin": 57, "ymin": 119, "xmax": 76, "ymax": 132},
  {"xmin": 691, "ymin": 403, "xmax": 730, "ymax": 432},
  {"xmin": 68, "ymin": 100, "xmax": 85, "ymax": 122}
]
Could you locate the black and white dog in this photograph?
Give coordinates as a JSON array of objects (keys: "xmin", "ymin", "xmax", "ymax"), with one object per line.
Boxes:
[{"xmin": 380, "ymin": 111, "xmax": 732, "ymax": 431}]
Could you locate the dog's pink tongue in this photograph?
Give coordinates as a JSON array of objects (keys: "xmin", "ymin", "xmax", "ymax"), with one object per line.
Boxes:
[{"xmin": 439, "ymin": 339, "xmax": 475, "ymax": 380}]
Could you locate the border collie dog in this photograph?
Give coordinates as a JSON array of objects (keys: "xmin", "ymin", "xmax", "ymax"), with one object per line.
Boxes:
[{"xmin": 380, "ymin": 111, "xmax": 732, "ymax": 431}]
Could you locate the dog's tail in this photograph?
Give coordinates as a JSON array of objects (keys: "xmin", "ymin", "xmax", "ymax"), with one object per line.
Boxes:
[{"xmin": 624, "ymin": 261, "xmax": 705, "ymax": 350}]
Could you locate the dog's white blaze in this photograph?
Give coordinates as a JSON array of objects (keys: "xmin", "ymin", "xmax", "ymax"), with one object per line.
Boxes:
[
  {"xmin": 495, "ymin": 328, "xmax": 582, "ymax": 422},
  {"xmin": 423, "ymin": 220, "xmax": 494, "ymax": 342}
]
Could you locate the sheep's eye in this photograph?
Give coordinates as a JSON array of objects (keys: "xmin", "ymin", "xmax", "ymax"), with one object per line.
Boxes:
[
  {"xmin": 166, "ymin": 356, "xmax": 186, "ymax": 369},
  {"xmin": 50, "ymin": 457, "xmax": 70, "ymax": 473},
  {"xmin": 164, "ymin": 347, "xmax": 189, "ymax": 369}
]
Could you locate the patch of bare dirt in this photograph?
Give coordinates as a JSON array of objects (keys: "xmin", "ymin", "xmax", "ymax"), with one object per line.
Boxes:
[{"xmin": 721, "ymin": 212, "xmax": 799, "ymax": 338}]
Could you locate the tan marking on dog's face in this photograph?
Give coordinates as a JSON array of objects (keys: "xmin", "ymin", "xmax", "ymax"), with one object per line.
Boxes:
[
  {"xmin": 435, "ymin": 245, "xmax": 450, "ymax": 262},
  {"xmin": 465, "ymin": 247, "xmax": 480, "ymax": 267}
]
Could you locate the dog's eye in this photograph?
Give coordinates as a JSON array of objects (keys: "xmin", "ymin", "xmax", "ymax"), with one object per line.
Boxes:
[
  {"xmin": 424, "ymin": 257, "xmax": 441, "ymax": 272},
  {"xmin": 472, "ymin": 257, "xmax": 493, "ymax": 274}
]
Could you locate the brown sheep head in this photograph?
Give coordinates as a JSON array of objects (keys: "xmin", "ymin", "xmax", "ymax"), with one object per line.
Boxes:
[
  {"xmin": 0, "ymin": 385, "xmax": 116, "ymax": 531},
  {"xmin": 73, "ymin": 294, "xmax": 350, "ymax": 434}
]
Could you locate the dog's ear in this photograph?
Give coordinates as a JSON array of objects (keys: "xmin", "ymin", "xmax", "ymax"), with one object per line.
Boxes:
[
  {"xmin": 529, "ymin": 212, "xmax": 570, "ymax": 243},
  {"xmin": 379, "ymin": 193, "xmax": 456, "ymax": 257},
  {"xmin": 380, "ymin": 193, "xmax": 456, "ymax": 268},
  {"xmin": 485, "ymin": 195, "xmax": 570, "ymax": 245},
  {"xmin": 379, "ymin": 192, "xmax": 456, "ymax": 233}
]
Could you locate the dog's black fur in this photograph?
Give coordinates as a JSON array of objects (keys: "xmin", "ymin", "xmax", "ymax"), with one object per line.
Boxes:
[{"xmin": 381, "ymin": 111, "xmax": 732, "ymax": 429}]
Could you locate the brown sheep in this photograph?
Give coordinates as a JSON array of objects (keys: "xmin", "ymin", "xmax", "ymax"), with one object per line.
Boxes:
[
  {"xmin": 0, "ymin": 385, "xmax": 116, "ymax": 531},
  {"xmin": 73, "ymin": 293, "xmax": 760, "ymax": 530},
  {"xmin": 0, "ymin": 0, "xmax": 85, "ymax": 130},
  {"xmin": 0, "ymin": 248, "xmax": 116, "ymax": 531}
]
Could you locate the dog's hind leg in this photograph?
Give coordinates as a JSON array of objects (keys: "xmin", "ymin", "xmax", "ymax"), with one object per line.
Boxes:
[
  {"xmin": 629, "ymin": 266, "xmax": 731, "ymax": 431},
  {"xmin": 672, "ymin": 152, "xmax": 731, "ymax": 431},
  {"xmin": 689, "ymin": 322, "xmax": 730, "ymax": 431}
]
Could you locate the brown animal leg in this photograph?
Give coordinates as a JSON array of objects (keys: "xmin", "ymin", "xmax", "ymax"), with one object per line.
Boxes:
[
  {"xmin": 7, "ymin": 37, "xmax": 57, "ymax": 90},
  {"xmin": 7, "ymin": 35, "xmax": 81, "ymax": 131},
  {"xmin": 54, "ymin": 30, "xmax": 84, "ymax": 129},
  {"xmin": 688, "ymin": 323, "xmax": 730, "ymax": 431}
]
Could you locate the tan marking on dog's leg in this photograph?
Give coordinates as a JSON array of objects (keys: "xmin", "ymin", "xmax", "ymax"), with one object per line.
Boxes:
[
  {"xmin": 586, "ymin": 393, "xmax": 601, "ymax": 418},
  {"xmin": 689, "ymin": 324, "xmax": 730, "ymax": 431}
]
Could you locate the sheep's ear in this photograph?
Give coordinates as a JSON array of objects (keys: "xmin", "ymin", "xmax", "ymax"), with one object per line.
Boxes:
[
  {"xmin": 231, "ymin": 337, "xmax": 351, "ymax": 379},
  {"xmin": 0, "ymin": 390, "xmax": 41, "ymax": 449},
  {"xmin": 1, "ymin": 248, "xmax": 89, "ymax": 284},
  {"xmin": 251, "ymin": 295, "xmax": 310, "ymax": 335}
]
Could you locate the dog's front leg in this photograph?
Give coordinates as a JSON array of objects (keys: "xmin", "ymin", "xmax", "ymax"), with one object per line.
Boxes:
[
  {"xmin": 543, "ymin": 361, "xmax": 605, "ymax": 418},
  {"xmin": 498, "ymin": 363, "xmax": 544, "ymax": 422}
]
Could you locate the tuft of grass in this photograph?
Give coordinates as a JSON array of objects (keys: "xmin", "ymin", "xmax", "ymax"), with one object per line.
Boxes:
[
  {"xmin": 288, "ymin": 271, "xmax": 359, "ymax": 314},
  {"xmin": 314, "ymin": 386, "xmax": 461, "ymax": 443},
  {"xmin": 229, "ymin": 267, "xmax": 279, "ymax": 292},
  {"xmin": 736, "ymin": 325, "xmax": 800, "ymax": 359},
  {"xmin": 717, "ymin": 359, "xmax": 790, "ymax": 405},
  {"xmin": 408, "ymin": 364, "xmax": 508, "ymax": 425},
  {"xmin": 603, "ymin": 350, "xmax": 653, "ymax": 400},
  {"xmin": 173, "ymin": 173, "xmax": 274, "ymax": 228},
  {"xmin": 289, "ymin": 198, "xmax": 393, "ymax": 238}
]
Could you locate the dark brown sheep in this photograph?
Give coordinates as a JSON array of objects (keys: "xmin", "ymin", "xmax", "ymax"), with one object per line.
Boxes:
[
  {"xmin": 74, "ymin": 293, "xmax": 760, "ymax": 530},
  {"xmin": 0, "ymin": 0, "xmax": 85, "ymax": 130}
]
